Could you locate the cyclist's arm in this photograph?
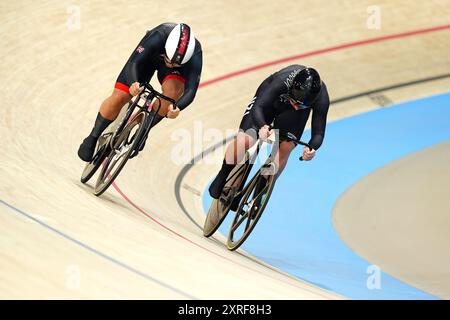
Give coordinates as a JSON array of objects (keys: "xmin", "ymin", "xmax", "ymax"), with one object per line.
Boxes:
[
  {"xmin": 128, "ymin": 32, "xmax": 164, "ymax": 83},
  {"xmin": 176, "ymin": 50, "xmax": 203, "ymax": 110},
  {"xmin": 308, "ymin": 85, "xmax": 330, "ymax": 150},
  {"xmin": 251, "ymin": 75, "xmax": 284, "ymax": 128}
]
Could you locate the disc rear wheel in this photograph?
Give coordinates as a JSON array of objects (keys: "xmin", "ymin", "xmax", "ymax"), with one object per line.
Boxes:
[
  {"xmin": 227, "ymin": 163, "xmax": 276, "ymax": 251},
  {"xmin": 203, "ymin": 161, "xmax": 250, "ymax": 238}
]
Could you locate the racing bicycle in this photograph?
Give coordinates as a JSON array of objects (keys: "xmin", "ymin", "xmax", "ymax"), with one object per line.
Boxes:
[
  {"xmin": 80, "ymin": 82, "xmax": 176, "ymax": 196},
  {"xmin": 203, "ymin": 128, "xmax": 312, "ymax": 251}
]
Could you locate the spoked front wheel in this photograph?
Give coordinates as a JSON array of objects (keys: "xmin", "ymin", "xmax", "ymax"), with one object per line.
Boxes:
[
  {"xmin": 93, "ymin": 112, "xmax": 148, "ymax": 196},
  {"xmin": 226, "ymin": 163, "xmax": 276, "ymax": 251}
]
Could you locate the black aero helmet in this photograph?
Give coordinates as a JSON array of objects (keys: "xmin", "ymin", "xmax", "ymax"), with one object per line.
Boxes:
[{"xmin": 289, "ymin": 67, "xmax": 322, "ymax": 106}]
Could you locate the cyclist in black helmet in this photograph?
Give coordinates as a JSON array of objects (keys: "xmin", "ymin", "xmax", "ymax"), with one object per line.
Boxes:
[{"xmin": 209, "ymin": 65, "xmax": 330, "ymax": 199}]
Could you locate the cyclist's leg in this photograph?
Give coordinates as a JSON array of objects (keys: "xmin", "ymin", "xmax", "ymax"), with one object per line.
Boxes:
[
  {"xmin": 78, "ymin": 46, "xmax": 157, "ymax": 162},
  {"xmin": 244, "ymin": 113, "xmax": 303, "ymax": 213},
  {"xmin": 209, "ymin": 131, "xmax": 257, "ymax": 199},
  {"xmin": 209, "ymin": 107, "xmax": 260, "ymax": 199},
  {"xmin": 78, "ymin": 30, "xmax": 161, "ymax": 162},
  {"xmin": 99, "ymin": 87, "xmax": 132, "ymax": 120},
  {"xmin": 210, "ymin": 80, "xmax": 276, "ymax": 200},
  {"xmin": 271, "ymin": 140, "xmax": 296, "ymax": 178},
  {"xmin": 271, "ymin": 108, "xmax": 309, "ymax": 177},
  {"xmin": 78, "ymin": 87, "xmax": 132, "ymax": 162},
  {"xmin": 209, "ymin": 89, "xmax": 273, "ymax": 199},
  {"xmin": 155, "ymin": 70, "xmax": 185, "ymax": 117},
  {"xmin": 98, "ymin": 55, "xmax": 152, "ymax": 126},
  {"xmin": 130, "ymin": 72, "xmax": 185, "ymax": 158},
  {"xmin": 138, "ymin": 76, "xmax": 185, "ymax": 130},
  {"xmin": 225, "ymin": 130, "xmax": 257, "ymax": 163}
]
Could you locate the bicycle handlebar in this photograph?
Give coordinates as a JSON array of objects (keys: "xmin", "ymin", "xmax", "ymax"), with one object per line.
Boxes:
[
  {"xmin": 139, "ymin": 82, "xmax": 177, "ymax": 106},
  {"xmin": 266, "ymin": 125, "xmax": 313, "ymax": 161}
]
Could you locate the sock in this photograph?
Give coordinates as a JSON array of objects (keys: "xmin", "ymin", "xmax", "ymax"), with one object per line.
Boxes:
[
  {"xmin": 217, "ymin": 160, "xmax": 235, "ymax": 179},
  {"xmin": 89, "ymin": 112, "xmax": 113, "ymax": 139},
  {"xmin": 209, "ymin": 160, "xmax": 236, "ymax": 198}
]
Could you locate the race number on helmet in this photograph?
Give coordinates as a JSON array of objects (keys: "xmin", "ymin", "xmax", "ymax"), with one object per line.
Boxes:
[{"xmin": 165, "ymin": 23, "xmax": 196, "ymax": 65}]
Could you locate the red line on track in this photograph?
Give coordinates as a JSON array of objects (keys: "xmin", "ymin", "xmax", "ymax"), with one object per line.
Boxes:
[
  {"xmin": 112, "ymin": 181, "xmax": 322, "ymax": 293},
  {"xmin": 112, "ymin": 181, "xmax": 215, "ymax": 251},
  {"xmin": 199, "ymin": 24, "xmax": 450, "ymax": 88}
]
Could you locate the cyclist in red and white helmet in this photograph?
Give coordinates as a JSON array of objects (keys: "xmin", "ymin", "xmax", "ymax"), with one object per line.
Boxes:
[{"xmin": 78, "ymin": 22, "xmax": 202, "ymax": 162}]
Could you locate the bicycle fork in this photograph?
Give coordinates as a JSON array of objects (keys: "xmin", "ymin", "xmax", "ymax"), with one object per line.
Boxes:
[{"xmin": 134, "ymin": 103, "xmax": 163, "ymax": 154}]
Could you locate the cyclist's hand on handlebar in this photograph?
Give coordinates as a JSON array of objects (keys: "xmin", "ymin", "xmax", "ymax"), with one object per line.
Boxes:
[
  {"xmin": 166, "ymin": 104, "xmax": 180, "ymax": 119},
  {"xmin": 258, "ymin": 125, "xmax": 273, "ymax": 140},
  {"xmin": 129, "ymin": 82, "xmax": 144, "ymax": 96},
  {"xmin": 302, "ymin": 147, "xmax": 316, "ymax": 161}
]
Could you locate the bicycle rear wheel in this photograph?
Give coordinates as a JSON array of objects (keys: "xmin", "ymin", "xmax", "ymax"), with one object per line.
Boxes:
[
  {"xmin": 93, "ymin": 111, "xmax": 148, "ymax": 196},
  {"xmin": 203, "ymin": 161, "xmax": 251, "ymax": 238},
  {"xmin": 226, "ymin": 162, "xmax": 276, "ymax": 251}
]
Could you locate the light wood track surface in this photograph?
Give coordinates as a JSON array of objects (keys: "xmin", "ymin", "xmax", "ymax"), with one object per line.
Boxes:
[{"xmin": 1, "ymin": 0, "xmax": 449, "ymax": 298}]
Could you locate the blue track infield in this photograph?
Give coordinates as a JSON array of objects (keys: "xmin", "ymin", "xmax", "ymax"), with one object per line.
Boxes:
[{"xmin": 203, "ymin": 92, "xmax": 450, "ymax": 299}]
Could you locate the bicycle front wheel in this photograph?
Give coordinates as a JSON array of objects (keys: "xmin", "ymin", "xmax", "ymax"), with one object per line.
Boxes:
[
  {"xmin": 227, "ymin": 163, "xmax": 276, "ymax": 251},
  {"xmin": 93, "ymin": 111, "xmax": 148, "ymax": 196}
]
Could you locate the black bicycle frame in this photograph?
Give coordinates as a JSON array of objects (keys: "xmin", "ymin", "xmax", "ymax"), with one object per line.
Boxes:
[
  {"xmin": 227, "ymin": 127, "xmax": 314, "ymax": 203},
  {"xmin": 268, "ymin": 126, "xmax": 313, "ymax": 161},
  {"xmin": 109, "ymin": 82, "xmax": 176, "ymax": 149}
]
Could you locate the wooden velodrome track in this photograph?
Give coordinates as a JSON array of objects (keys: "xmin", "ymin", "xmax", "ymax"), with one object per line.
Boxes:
[{"xmin": 1, "ymin": 0, "xmax": 449, "ymax": 298}]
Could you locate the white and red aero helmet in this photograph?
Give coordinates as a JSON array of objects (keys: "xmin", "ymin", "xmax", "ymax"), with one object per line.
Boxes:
[{"xmin": 165, "ymin": 23, "xmax": 196, "ymax": 65}]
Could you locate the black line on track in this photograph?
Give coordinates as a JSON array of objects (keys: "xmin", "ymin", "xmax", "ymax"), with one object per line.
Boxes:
[{"xmin": 175, "ymin": 73, "xmax": 450, "ymax": 230}]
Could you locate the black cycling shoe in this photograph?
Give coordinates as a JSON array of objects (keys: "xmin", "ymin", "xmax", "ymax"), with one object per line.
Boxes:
[
  {"xmin": 208, "ymin": 174, "xmax": 228, "ymax": 199},
  {"xmin": 77, "ymin": 135, "xmax": 98, "ymax": 162}
]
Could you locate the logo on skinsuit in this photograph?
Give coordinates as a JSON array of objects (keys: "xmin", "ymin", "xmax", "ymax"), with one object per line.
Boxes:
[
  {"xmin": 286, "ymin": 132, "xmax": 298, "ymax": 141},
  {"xmin": 243, "ymin": 96, "xmax": 257, "ymax": 116},
  {"xmin": 136, "ymin": 46, "xmax": 145, "ymax": 53}
]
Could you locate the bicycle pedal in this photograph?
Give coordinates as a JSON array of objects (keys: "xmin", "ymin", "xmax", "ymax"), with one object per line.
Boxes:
[
  {"xmin": 97, "ymin": 132, "xmax": 111, "ymax": 146},
  {"xmin": 219, "ymin": 196, "xmax": 231, "ymax": 207},
  {"xmin": 219, "ymin": 187, "xmax": 236, "ymax": 206}
]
